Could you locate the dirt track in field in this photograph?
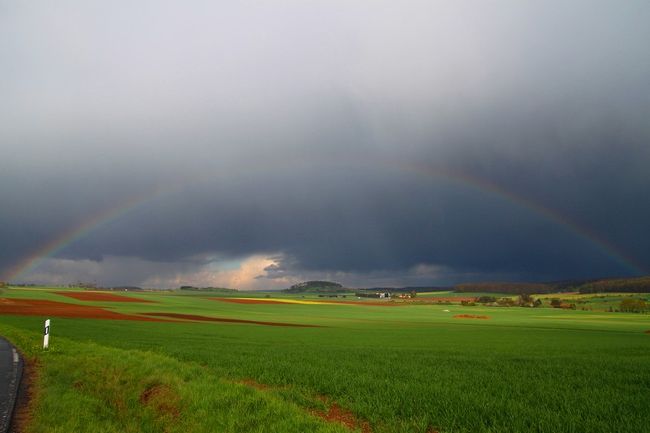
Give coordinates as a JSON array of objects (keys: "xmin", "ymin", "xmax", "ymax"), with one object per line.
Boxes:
[
  {"xmin": 236, "ymin": 378, "xmax": 372, "ymax": 432},
  {"xmin": 0, "ymin": 298, "xmax": 170, "ymax": 322},
  {"xmin": 311, "ymin": 400, "xmax": 371, "ymax": 433},
  {"xmin": 55, "ymin": 291, "xmax": 155, "ymax": 303},
  {"xmin": 140, "ymin": 312, "xmax": 322, "ymax": 328}
]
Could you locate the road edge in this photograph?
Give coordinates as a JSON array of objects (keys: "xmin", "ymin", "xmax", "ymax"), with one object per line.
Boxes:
[{"xmin": 0, "ymin": 338, "xmax": 23, "ymax": 433}]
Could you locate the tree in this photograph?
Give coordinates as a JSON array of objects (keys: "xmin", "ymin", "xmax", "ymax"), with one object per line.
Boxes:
[
  {"xmin": 619, "ymin": 298, "xmax": 648, "ymax": 313},
  {"xmin": 477, "ymin": 296, "xmax": 497, "ymax": 304},
  {"xmin": 497, "ymin": 297, "xmax": 516, "ymax": 307},
  {"xmin": 518, "ymin": 293, "xmax": 534, "ymax": 307},
  {"xmin": 550, "ymin": 298, "xmax": 562, "ymax": 308}
]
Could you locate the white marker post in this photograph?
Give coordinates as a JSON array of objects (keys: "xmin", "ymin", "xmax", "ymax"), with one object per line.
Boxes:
[{"xmin": 43, "ymin": 319, "xmax": 50, "ymax": 349}]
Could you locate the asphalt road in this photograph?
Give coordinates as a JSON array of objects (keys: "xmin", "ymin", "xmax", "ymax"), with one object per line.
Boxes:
[{"xmin": 0, "ymin": 338, "xmax": 21, "ymax": 433}]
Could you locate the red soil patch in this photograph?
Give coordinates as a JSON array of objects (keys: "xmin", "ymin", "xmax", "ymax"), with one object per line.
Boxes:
[
  {"xmin": 55, "ymin": 291, "xmax": 155, "ymax": 303},
  {"xmin": 210, "ymin": 297, "xmax": 293, "ymax": 305},
  {"xmin": 141, "ymin": 312, "xmax": 322, "ymax": 328},
  {"xmin": 312, "ymin": 398, "xmax": 371, "ymax": 433},
  {"xmin": 140, "ymin": 384, "xmax": 180, "ymax": 419},
  {"xmin": 0, "ymin": 298, "xmax": 170, "ymax": 322},
  {"xmin": 645, "ymin": 330, "xmax": 650, "ymax": 335},
  {"xmin": 236, "ymin": 379, "xmax": 371, "ymax": 432},
  {"xmin": 453, "ymin": 314, "xmax": 490, "ymax": 320}
]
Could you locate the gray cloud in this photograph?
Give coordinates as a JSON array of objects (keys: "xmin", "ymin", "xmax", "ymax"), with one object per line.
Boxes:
[{"xmin": 1, "ymin": 1, "xmax": 649, "ymax": 287}]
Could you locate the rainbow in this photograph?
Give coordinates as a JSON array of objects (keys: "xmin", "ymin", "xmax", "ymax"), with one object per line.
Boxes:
[
  {"xmin": 4, "ymin": 161, "xmax": 645, "ymax": 282},
  {"xmin": 3, "ymin": 185, "xmax": 172, "ymax": 282},
  {"xmin": 399, "ymin": 161, "xmax": 646, "ymax": 275}
]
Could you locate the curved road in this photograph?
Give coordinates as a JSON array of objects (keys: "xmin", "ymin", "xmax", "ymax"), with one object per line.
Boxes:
[{"xmin": 0, "ymin": 338, "xmax": 21, "ymax": 433}]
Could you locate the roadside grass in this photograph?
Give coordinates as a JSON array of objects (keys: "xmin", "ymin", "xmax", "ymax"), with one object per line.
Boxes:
[
  {"xmin": 1, "ymin": 325, "xmax": 350, "ymax": 433},
  {"xmin": 1, "ymin": 287, "xmax": 649, "ymax": 433}
]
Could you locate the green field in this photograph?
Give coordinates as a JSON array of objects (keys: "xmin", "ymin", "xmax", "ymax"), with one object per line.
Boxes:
[{"xmin": 0, "ymin": 287, "xmax": 649, "ymax": 433}]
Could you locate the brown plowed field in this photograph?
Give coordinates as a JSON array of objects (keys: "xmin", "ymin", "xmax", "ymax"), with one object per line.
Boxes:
[
  {"xmin": 453, "ymin": 314, "xmax": 490, "ymax": 320},
  {"xmin": 55, "ymin": 291, "xmax": 155, "ymax": 303},
  {"xmin": 141, "ymin": 312, "xmax": 321, "ymax": 328},
  {"xmin": 0, "ymin": 298, "xmax": 169, "ymax": 321}
]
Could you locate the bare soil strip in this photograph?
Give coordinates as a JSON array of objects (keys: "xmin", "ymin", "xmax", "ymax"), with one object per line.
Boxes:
[
  {"xmin": 453, "ymin": 314, "xmax": 490, "ymax": 320},
  {"xmin": 54, "ymin": 291, "xmax": 155, "ymax": 303},
  {"xmin": 311, "ymin": 400, "xmax": 372, "ymax": 433},
  {"xmin": 140, "ymin": 312, "xmax": 322, "ymax": 328},
  {"xmin": 0, "ymin": 299, "xmax": 169, "ymax": 322},
  {"xmin": 139, "ymin": 384, "xmax": 180, "ymax": 420},
  {"xmin": 237, "ymin": 378, "xmax": 371, "ymax": 432}
]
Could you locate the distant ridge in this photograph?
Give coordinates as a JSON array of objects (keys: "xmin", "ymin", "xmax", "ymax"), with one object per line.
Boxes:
[
  {"xmin": 282, "ymin": 281, "xmax": 346, "ymax": 293},
  {"xmin": 365, "ymin": 286, "xmax": 451, "ymax": 293},
  {"xmin": 454, "ymin": 275, "xmax": 650, "ymax": 294}
]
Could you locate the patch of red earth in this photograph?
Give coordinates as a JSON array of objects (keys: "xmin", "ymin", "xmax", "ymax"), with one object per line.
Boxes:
[
  {"xmin": 55, "ymin": 291, "xmax": 155, "ymax": 303},
  {"xmin": 645, "ymin": 330, "xmax": 650, "ymax": 335},
  {"xmin": 235, "ymin": 379, "xmax": 371, "ymax": 432},
  {"xmin": 141, "ymin": 312, "xmax": 322, "ymax": 328},
  {"xmin": 453, "ymin": 314, "xmax": 490, "ymax": 320},
  {"xmin": 312, "ymin": 398, "xmax": 371, "ymax": 433},
  {"xmin": 140, "ymin": 384, "xmax": 181, "ymax": 419},
  {"xmin": 0, "ymin": 298, "xmax": 171, "ymax": 322},
  {"xmin": 210, "ymin": 297, "xmax": 293, "ymax": 305}
]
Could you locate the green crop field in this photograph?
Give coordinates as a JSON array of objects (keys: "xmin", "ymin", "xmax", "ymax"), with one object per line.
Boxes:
[{"xmin": 0, "ymin": 287, "xmax": 649, "ymax": 433}]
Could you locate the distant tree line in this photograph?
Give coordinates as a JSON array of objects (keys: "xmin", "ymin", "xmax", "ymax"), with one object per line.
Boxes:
[
  {"xmin": 368, "ymin": 286, "xmax": 450, "ymax": 293},
  {"xmin": 618, "ymin": 298, "xmax": 648, "ymax": 313},
  {"xmin": 473, "ymin": 294, "xmax": 542, "ymax": 308},
  {"xmin": 576, "ymin": 277, "xmax": 650, "ymax": 294},
  {"xmin": 454, "ymin": 276, "xmax": 650, "ymax": 295},
  {"xmin": 455, "ymin": 282, "xmax": 553, "ymax": 294}
]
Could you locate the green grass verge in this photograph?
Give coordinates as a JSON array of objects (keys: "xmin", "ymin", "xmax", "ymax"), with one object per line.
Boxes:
[{"xmin": 1, "ymin": 325, "xmax": 349, "ymax": 433}]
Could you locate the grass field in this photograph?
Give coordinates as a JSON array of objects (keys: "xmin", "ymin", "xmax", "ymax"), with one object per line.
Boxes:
[{"xmin": 1, "ymin": 287, "xmax": 649, "ymax": 433}]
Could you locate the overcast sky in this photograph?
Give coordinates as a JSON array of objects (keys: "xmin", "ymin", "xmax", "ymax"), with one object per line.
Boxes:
[{"xmin": 1, "ymin": 1, "xmax": 649, "ymax": 289}]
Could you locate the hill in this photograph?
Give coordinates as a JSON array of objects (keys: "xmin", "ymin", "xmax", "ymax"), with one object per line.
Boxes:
[
  {"xmin": 575, "ymin": 276, "xmax": 650, "ymax": 293},
  {"xmin": 282, "ymin": 281, "xmax": 346, "ymax": 293}
]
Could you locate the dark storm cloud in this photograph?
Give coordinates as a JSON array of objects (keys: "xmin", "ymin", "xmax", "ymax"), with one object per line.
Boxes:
[{"xmin": 1, "ymin": 1, "xmax": 649, "ymax": 287}]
